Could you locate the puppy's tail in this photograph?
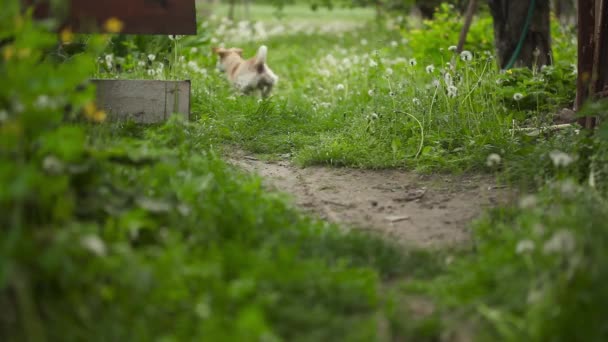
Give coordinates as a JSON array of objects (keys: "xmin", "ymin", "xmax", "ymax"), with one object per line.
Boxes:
[{"xmin": 255, "ymin": 45, "xmax": 268, "ymax": 66}]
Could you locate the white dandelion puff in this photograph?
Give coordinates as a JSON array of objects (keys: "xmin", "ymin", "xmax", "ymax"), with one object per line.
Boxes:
[
  {"xmin": 390, "ymin": 40, "xmax": 398, "ymax": 48},
  {"xmin": 408, "ymin": 58, "xmax": 417, "ymax": 66},
  {"xmin": 543, "ymin": 229, "xmax": 576, "ymax": 254},
  {"xmin": 549, "ymin": 150, "xmax": 574, "ymax": 167},
  {"xmin": 335, "ymin": 84, "xmax": 345, "ymax": 91},
  {"xmin": 371, "ymin": 112, "xmax": 379, "ymax": 120},
  {"xmin": 425, "ymin": 64, "xmax": 435, "ymax": 73},
  {"xmin": 369, "ymin": 59, "xmax": 378, "ymax": 68},
  {"xmin": 460, "ymin": 50, "xmax": 473, "ymax": 62},
  {"xmin": 516, "ymin": 239, "xmax": 535, "ymax": 254},
  {"xmin": 447, "ymin": 85, "xmax": 458, "ymax": 97},
  {"xmin": 486, "ymin": 153, "xmax": 501, "ymax": 167},
  {"xmin": 138, "ymin": 60, "xmax": 146, "ymax": 67},
  {"xmin": 147, "ymin": 54, "xmax": 156, "ymax": 61},
  {"xmin": 444, "ymin": 72, "xmax": 453, "ymax": 86},
  {"xmin": 519, "ymin": 195, "xmax": 538, "ymax": 209},
  {"xmin": 368, "ymin": 89, "xmax": 375, "ymax": 96},
  {"xmin": 147, "ymin": 69, "xmax": 156, "ymax": 76},
  {"xmin": 385, "ymin": 67, "xmax": 393, "ymax": 75},
  {"xmin": 448, "ymin": 45, "xmax": 457, "ymax": 52},
  {"xmin": 105, "ymin": 54, "xmax": 113, "ymax": 63},
  {"xmin": 81, "ymin": 235, "xmax": 106, "ymax": 257},
  {"xmin": 513, "ymin": 93, "xmax": 524, "ymax": 101},
  {"xmin": 412, "ymin": 98, "xmax": 421, "ymax": 106}
]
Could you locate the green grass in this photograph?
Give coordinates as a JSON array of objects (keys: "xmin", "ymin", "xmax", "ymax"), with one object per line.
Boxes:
[{"xmin": 6, "ymin": 1, "xmax": 608, "ymax": 341}]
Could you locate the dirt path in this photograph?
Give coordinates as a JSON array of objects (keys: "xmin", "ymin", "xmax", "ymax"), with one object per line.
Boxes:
[{"xmin": 229, "ymin": 151, "xmax": 512, "ymax": 247}]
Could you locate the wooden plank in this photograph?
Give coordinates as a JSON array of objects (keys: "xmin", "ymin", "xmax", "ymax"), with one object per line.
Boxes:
[
  {"xmin": 92, "ymin": 79, "xmax": 190, "ymax": 123},
  {"xmin": 576, "ymin": 0, "xmax": 597, "ymax": 128},
  {"xmin": 25, "ymin": 0, "xmax": 197, "ymax": 35}
]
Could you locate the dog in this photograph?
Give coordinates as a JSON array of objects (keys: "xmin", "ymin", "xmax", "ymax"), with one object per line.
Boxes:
[{"xmin": 212, "ymin": 45, "xmax": 278, "ymax": 97}]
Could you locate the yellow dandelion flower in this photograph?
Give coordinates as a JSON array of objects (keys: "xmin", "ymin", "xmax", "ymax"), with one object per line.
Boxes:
[
  {"xmin": 104, "ymin": 17, "xmax": 124, "ymax": 33},
  {"xmin": 506, "ymin": 69, "xmax": 513, "ymax": 74},
  {"xmin": 92, "ymin": 110, "xmax": 107, "ymax": 123},
  {"xmin": 3, "ymin": 45, "xmax": 15, "ymax": 61},
  {"xmin": 60, "ymin": 28, "xmax": 74, "ymax": 44},
  {"xmin": 17, "ymin": 48, "xmax": 31, "ymax": 58},
  {"xmin": 83, "ymin": 102, "xmax": 97, "ymax": 119}
]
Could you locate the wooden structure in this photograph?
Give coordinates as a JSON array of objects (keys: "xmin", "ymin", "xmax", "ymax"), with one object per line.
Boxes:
[
  {"xmin": 92, "ymin": 80, "xmax": 191, "ymax": 123},
  {"xmin": 26, "ymin": 0, "xmax": 198, "ymax": 123},
  {"xmin": 28, "ymin": 0, "xmax": 197, "ymax": 35},
  {"xmin": 576, "ymin": 0, "xmax": 608, "ymax": 128}
]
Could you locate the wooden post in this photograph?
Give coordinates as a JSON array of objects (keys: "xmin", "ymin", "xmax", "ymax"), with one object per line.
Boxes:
[{"xmin": 576, "ymin": 0, "xmax": 608, "ymax": 129}]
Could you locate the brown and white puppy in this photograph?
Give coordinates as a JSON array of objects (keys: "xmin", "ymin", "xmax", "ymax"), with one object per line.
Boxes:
[{"xmin": 212, "ymin": 45, "xmax": 278, "ymax": 97}]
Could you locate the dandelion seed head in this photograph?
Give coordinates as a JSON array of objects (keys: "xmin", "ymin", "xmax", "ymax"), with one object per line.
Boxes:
[
  {"xmin": 147, "ymin": 54, "xmax": 156, "ymax": 61},
  {"xmin": 412, "ymin": 98, "xmax": 421, "ymax": 106},
  {"xmin": 448, "ymin": 45, "xmax": 457, "ymax": 52},
  {"xmin": 516, "ymin": 239, "xmax": 535, "ymax": 254},
  {"xmin": 513, "ymin": 93, "xmax": 524, "ymax": 101},
  {"xmin": 486, "ymin": 153, "xmax": 501, "ymax": 167},
  {"xmin": 549, "ymin": 150, "xmax": 574, "ymax": 167},
  {"xmin": 426, "ymin": 64, "xmax": 435, "ymax": 73},
  {"xmin": 385, "ymin": 67, "xmax": 393, "ymax": 75},
  {"xmin": 335, "ymin": 83, "xmax": 345, "ymax": 91},
  {"xmin": 447, "ymin": 85, "xmax": 458, "ymax": 97},
  {"xmin": 460, "ymin": 50, "xmax": 473, "ymax": 62},
  {"xmin": 408, "ymin": 58, "xmax": 417, "ymax": 66}
]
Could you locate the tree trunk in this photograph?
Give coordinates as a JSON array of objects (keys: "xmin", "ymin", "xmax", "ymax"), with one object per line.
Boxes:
[{"xmin": 488, "ymin": 0, "xmax": 553, "ymax": 69}]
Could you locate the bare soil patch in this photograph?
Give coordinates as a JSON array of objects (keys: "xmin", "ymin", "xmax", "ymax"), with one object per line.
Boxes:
[{"xmin": 229, "ymin": 151, "xmax": 512, "ymax": 247}]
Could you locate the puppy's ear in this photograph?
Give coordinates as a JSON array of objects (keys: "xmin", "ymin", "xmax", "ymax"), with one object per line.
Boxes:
[{"xmin": 212, "ymin": 47, "xmax": 227, "ymax": 58}]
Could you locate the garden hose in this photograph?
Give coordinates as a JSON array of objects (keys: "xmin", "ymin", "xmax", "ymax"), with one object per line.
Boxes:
[{"xmin": 504, "ymin": 0, "xmax": 537, "ymax": 69}]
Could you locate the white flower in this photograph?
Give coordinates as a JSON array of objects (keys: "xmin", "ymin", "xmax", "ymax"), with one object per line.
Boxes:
[
  {"xmin": 105, "ymin": 54, "xmax": 113, "ymax": 63},
  {"xmin": 486, "ymin": 153, "xmax": 501, "ymax": 167},
  {"xmin": 390, "ymin": 40, "xmax": 398, "ymax": 48},
  {"xmin": 389, "ymin": 91, "xmax": 395, "ymax": 97},
  {"xmin": 368, "ymin": 89, "xmax": 375, "ymax": 96},
  {"xmin": 138, "ymin": 60, "xmax": 146, "ymax": 67},
  {"xmin": 460, "ymin": 50, "xmax": 473, "ymax": 62},
  {"xmin": 412, "ymin": 98, "xmax": 421, "ymax": 106},
  {"xmin": 369, "ymin": 59, "xmax": 378, "ymax": 68},
  {"xmin": 319, "ymin": 69, "xmax": 331, "ymax": 77},
  {"xmin": 444, "ymin": 72, "xmax": 453, "ymax": 86},
  {"xmin": 360, "ymin": 39, "xmax": 368, "ymax": 46},
  {"xmin": 385, "ymin": 67, "xmax": 393, "ymax": 75},
  {"xmin": 448, "ymin": 45, "xmax": 457, "ymax": 52},
  {"xmin": 425, "ymin": 65, "xmax": 435, "ymax": 73},
  {"xmin": 549, "ymin": 150, "xmax": 574, "ymax": 167},
  {"xmin": 519, "ymin": 195, "xmax": 538, "ymax": 209},
  {"xmin": 408, "ymin": 58, "xmax": 417, "ymax": 66},
  {"xmin": 513, "ymin": 93, "xmax": 524, "ymax": 101},
  {"xmin": 34, "ymin": 95, "xmax": 52, "ymax": 109},
  {"xmin": 168, "ymin": 35, "xmax": 183, "ymax": 41},
  {"xmin": 543, "ymin": 229, "xmax": 576, "ymax": 254},
  {"xmin": 371, "ymin": 112, "xmax": 379, "ymax": 120},
  {"xmin": 157, "ymin": 62, "xmax": 164, "ymax": 70},
  {"xmin": 335, "ymin": 83, "xmax": 345, "ymax": 91},
  {"xmin": 516, "ymin": 239, "xmax": 535, "ymax": 254},
  {"xmin": 447, "ymin": 85, "xmax": 458, "ymax": 97},
  {"xmin": 431, "ymin": 79, "xmax": 441, "ymax": 88},
  {"xmin": 105, "ymin": 61, "xmax": 112, "ymax": 69},
  {"xmin": 81, "ymin": 235, "xmax": 106, "ymax": 256},
  {"xmin": 187, "ymin": 61, "xmax": 199, "ymax": 70},
  {"xmin": 147, "ymin": 54, "xmax": 156, "ymax": 61},
  {"xmin": 147, "ymin": 69, "xmax": 156, "ymax": 76}
]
